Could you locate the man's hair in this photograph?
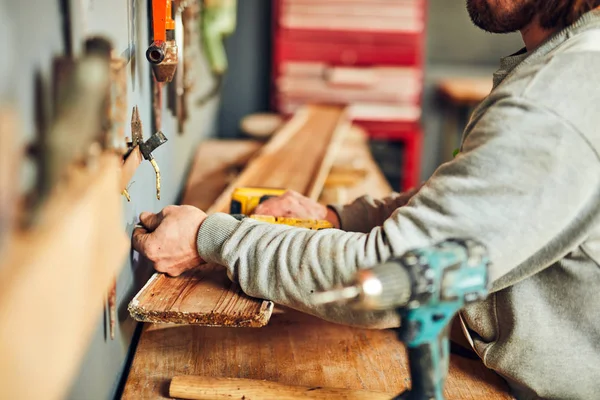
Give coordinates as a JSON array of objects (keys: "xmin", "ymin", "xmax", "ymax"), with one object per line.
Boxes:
[{"xmin": 538, "ymin": 0, "xmax": 600, "ymax": 29}]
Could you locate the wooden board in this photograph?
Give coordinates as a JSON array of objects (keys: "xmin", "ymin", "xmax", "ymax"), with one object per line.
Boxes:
[
  {"xmin": 128, "ymin": 105, "xmax": 349, "ymax": 327},
  {"xmin": 0, "ymin": 154, "xmax": 129, "ymax": 400},
  {"xmin": 208, "ymin": 104, "xmax": 349, "ymax": 214},
  {"xmin": 319, "ymin": 125, "xmax": 392, "ymax": 205},
  {"xmin": 122, "ymin": 308, "xmax": 513, "ymax": 400},
  {"xmin": 129, "ymin": 264, "xmax": 273, "ymax": 327}
]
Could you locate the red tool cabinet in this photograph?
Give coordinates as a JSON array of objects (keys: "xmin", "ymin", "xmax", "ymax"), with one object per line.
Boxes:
[{"xmin": 272, "ymin": 0, "xmax": 427, "ymax": 191}]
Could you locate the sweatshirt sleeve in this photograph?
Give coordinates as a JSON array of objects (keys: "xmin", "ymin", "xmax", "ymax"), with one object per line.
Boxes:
[
  {"xmin": 197, "ymin": 96, "xmax": 600, "ymax": 328},
  {"xmin": 329, "ymin": 188, "xmax": 420, "ymax": 233}
]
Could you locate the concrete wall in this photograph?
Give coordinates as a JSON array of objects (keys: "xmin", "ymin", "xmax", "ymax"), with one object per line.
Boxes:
[{"xmin": 1, "ymin": 1, "xmax": 219, "ymax": 399}]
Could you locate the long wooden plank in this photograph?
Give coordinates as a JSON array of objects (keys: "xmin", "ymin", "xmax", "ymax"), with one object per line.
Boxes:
[
  {"xmin": 0, "ymin": 154, "xmax": 129, "ymax": 400},
  {"xmin": 122, "ymin": 308, "xmax": 513, "ymax": 399},
  {"xmin": 208, "ymin": 104, "xmax": 349, "ymax": 213},
  {"xmin": 128, "ymin": 105, "xmax": 349, "ymax": 327}
]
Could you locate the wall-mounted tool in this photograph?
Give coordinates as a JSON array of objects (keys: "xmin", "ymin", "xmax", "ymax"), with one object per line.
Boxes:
[
  {"xmin": 48, "ymin": 53, "xmax": 110, "ymax": 202},
  {"xmin": 147, "ymin": 0, "xmax": 179, "ymax": 82},
  {"xmin": 84, "ymin": 37, "xmax": 129, "ymax": 155},
  {"xmin": 125, "ymin": 106, "xmax": 168, "ymax": 200},
  {"xmin": 315, "ymin": 239, "xmax": 491, "ymax": 400},
  {"xmin": 197, "ymin": 0, "xmax": 237, "ymax": 105}
]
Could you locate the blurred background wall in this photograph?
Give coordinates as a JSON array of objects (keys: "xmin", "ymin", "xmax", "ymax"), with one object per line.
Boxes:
[{"xmin": 217, "ymin": 0, "xmax": 523, "ymax": 181}]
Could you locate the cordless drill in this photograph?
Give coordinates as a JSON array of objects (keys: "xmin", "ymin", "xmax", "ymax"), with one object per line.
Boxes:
[{"xmin": 314, "ymin": 239, "xmax": 491, "ymax": 400}]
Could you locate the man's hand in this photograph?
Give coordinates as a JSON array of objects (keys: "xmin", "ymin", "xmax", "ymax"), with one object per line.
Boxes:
[
  {"xmin": 132, "ymin": 205, "xmax": 207, "ymax": 276},
  {"xmin": 253, "ymin": 190, "xmax": 340, "ymax": 228}
]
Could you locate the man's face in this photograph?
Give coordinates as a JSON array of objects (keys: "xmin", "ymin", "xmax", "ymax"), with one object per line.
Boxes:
[{"xmin": 466, "ymin": 0, "xmax": 537, "ymax": 33}]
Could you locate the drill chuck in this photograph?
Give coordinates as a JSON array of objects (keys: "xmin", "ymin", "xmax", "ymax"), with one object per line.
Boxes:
[{"xmin": 352, "ymin": 262, "xmax": 412, "ymax": 310}]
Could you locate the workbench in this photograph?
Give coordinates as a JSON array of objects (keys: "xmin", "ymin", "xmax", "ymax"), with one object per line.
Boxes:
[{"xmin": 122, "ymin": 129, "xmax": 513, "ymax": 399}]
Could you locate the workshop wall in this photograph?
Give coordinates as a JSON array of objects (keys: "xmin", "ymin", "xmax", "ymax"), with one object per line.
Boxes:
[
  {"xmin": 2, "ymin": 1, "xmax": 219, "ymax": 399},
  {"xmin": 420, "ymin": 1, "xmax": 523, "ymax": 179}
]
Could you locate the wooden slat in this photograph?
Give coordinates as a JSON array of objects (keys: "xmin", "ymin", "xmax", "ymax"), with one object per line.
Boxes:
[
  {"xmin": 0, "ymin": 154, "xmax": 129, "ymax": 400},
  {"xmin": 122, "ymin": 308, "xmax": 513, "ymax": 400},
  {"xmin": 128, "ymin": 264, "xmax": 273, "ymax": 327},
  {"xmin": 129, "ymin": 105, "xmax": 349, "ymax": 327},
  {"xmin": 320, "ymin": 125, "xmax": 392, "ymax": 205}
]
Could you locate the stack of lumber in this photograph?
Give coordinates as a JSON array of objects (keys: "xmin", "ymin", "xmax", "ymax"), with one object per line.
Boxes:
[{"xmin": 128, "ymin": 105, "xmax": 350, "ymax": 327}]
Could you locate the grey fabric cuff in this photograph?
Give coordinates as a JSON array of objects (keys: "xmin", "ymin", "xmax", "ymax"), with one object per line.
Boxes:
[{"xmin": 197, "ymin": 213, "xmax": 240, "ymax": 264}]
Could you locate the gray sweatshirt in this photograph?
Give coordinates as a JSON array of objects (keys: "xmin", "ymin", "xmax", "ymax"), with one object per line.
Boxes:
[{"xmin": 198, "ymin": 10, "xmax": 600, "ymax": 400}]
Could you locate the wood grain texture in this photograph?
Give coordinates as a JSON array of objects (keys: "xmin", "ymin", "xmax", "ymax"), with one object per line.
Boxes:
[
  {"xmin": 169, "ymin": 375, "xmax": 392, "ymax": 399},
  {"xmin": 208, "ymin": 104, "xmax": 349, "ymax": 214},
  {"xmin": 0, "ymin": 154, "xmax": 129, "ymax": 400},
  {"xmin": 120, "ymin": 146, "xmax": 143, "ymax": 191},
  {"xmin": 128, "ymin": 264, "xmax": 273, "ymax": 327},
  {"xmin": 319, "ymin": 125, "xmax": 392, "ymax": 205},
  {"xmin": 122, "ymin": 309, "xmax": 512, "ymax": 400}
]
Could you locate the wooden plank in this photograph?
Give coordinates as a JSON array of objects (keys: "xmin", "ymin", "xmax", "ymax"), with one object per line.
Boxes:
[
  {"xmin": 129, "ymin": 105, "xmax": 349, "ymax": 327},
  {"xmin": 128, "ymin": 264, "xmax": 273, "ymax": 327},
  {"xmin": 319, "ymin": 125, "xmax": 392, "ymax": 205},
  {"xmin": 0, "ymin": 154, "xmax": 129, "ymax": 400},
  {"xmin": 208, "ymin": 104, "xmax": 349, "ymax": 214},
  {"xmin": 122, "ymin": 308, "xmax": 513, "ymax": 400},
  {"xmin": 169, "ymin": 375, "xmax": 392, "ymax": 399}
]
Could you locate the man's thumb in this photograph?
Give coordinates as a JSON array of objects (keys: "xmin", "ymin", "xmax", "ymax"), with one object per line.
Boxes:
[{"xmin": 139, "ymin": 211, "xmax": 163, "ymax": 232}]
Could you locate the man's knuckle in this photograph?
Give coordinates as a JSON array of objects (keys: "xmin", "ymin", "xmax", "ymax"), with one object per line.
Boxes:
[{"xmin": 163, "ymin": 205, "xmax": 177, "ymax": 214}]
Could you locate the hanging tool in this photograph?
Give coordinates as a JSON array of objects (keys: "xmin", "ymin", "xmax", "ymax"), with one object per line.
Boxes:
[
  {"xmin": 169, "ymin": 375, "xmax": 391, "ymax": 400},
  {"xmin": 315, "ymin": 239, "xmax": 491, "ymax": 400},
  {"xmin": 147, "ymin": 0, "xmax": 178, "ymax": 82},
  {"xmin": 232, "ymin": 214, "xmax": 333, "ymax": 230},
  {"xmin": 47, "ymin": 52, "xmax": 110, "ymax": 203},
  {"xmin": 84, "ymin": 36, "xmax": 129, "ymax": 155},
  {"xmin": 197, "ymin": 0, "xmax": 237, "ymax": 105},
  {"xmin": 125, "ymin": 106, "xmax": 168, "ymax": 200}
]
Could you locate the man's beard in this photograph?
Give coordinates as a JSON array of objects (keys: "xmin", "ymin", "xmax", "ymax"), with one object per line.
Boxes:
[{"xmin": 466, "ymin": 0, "xmax": 537, "ymax": 33}]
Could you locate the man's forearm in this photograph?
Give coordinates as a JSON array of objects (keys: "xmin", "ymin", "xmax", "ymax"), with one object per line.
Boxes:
[{"xmin": 330, "ymin": 188, "xmax": 420, "ymax": 233}]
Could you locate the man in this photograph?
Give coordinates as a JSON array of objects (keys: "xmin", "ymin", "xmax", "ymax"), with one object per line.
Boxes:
[{"xmin": 133, "ymin": 1, "xmax": 600, "ymax": 399}]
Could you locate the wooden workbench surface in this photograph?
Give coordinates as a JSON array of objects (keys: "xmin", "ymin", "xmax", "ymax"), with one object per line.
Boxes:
[
  {"xmin": 122, "ymin": 308, "xmax": 511, "ymax": 399},
  {"xmin": 122, "ymin": 129, "xmax": 512, "ymax": 399}
]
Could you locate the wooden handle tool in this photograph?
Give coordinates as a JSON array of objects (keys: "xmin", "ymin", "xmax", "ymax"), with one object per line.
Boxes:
[{"xmin": 169, "ymin": 375, "xmax": 391, "ymax": 400}]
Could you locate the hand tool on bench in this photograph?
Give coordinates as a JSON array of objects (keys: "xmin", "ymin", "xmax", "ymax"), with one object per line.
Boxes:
[
  {"xmin": 124, "ymin": 105, "xmax": 168, "ymax": 200},
  {"xmin": 315, "ymin": 239, "xmax": 491, "ymax": 400},
  {"xmin": 229, "ymin": 187, "xmax": 333, "ymax": 229},
  {"xmin": 169, "ymin": 375, "xmax": 391, "ymax": 400},
  {"xmin": 147, "ymin": 0, "xmax": 178, "ymax": 82},
  {"xmin": 197, "ymin": 0, "xmax": 237, "ymax": 105}
]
